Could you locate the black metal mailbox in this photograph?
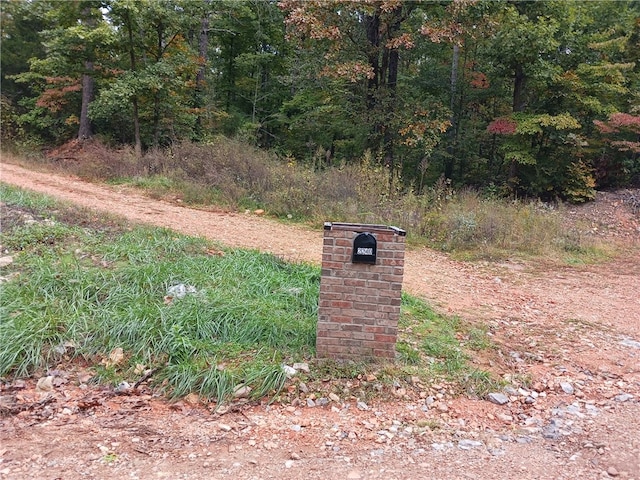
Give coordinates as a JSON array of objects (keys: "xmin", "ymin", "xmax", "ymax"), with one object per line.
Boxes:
[{"xmin": 352, "ymin": 232, "xmax": 377, "ymax": 264}]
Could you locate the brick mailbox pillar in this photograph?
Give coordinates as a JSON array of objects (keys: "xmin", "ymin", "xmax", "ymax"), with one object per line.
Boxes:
[{"xmin": 316, "ymin": 222, "xmax": 406, "ymax": 361}]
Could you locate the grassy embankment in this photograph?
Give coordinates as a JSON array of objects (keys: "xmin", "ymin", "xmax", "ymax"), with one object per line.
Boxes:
[{"xmin": 0, "ymin": 184, "xmax": 500, "ymax": 405}]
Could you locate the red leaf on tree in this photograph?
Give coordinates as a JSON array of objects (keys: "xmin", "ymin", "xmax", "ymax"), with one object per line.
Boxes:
[
  {"xmin": 608, "ymin": 113, "xmax": 640, "ymax": 131},
  {"xmin": 487, "ymin": 117, "xmax": 517, "ymax": 135},
  {"xmin": 594, "ymin": 113, "xmax": 640, "ymax": 134},
  {"xmin": 470, "ymin": 71, "xmax": 489, "ymax": 89}
]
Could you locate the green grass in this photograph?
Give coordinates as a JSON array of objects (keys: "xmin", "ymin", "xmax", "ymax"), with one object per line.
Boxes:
[
  {"xmin": 0, "ymin": 183, "xmax": 499, "ymax": 404},
  {"xmin": 398, "ymin": 294, "xmax": 501, "ymax": 397}
]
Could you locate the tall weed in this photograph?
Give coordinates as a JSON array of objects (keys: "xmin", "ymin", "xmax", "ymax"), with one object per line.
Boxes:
[{"xmin": 7, "ymin": 138, "xmax": 601, "ymax": 259}]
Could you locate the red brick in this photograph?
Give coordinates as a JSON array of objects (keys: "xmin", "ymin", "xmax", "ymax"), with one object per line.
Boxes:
[
  {"xmin": 380, "ymin": 274, "xmax": 402, "ymax": 283},
  {"xmin": 374, "ymin": 333, "xmax": 397, "ymax": 343},
  {"xmin": 363, "ymin": 325, "xmax": 387, "ymax": 334},
  {"xmin": 376, "ymin": 286, "xmax": 400, "ymax": 296},
  {"xmin": 378, "ymin": 305, "xmax": 400, "ymax": 314},
  {"xmin": 332, "ymin": 285, "xmax": 362, "ymax": 294},
  {"xmin": 323, "ymin": 261, "xmax": 347, "ymax": 269},
  {"xmin": 341, "ymin": 324, "xmax": 363, "ymax": 332},
  {"xmin": 353, "ymin": 302, "xmax": 378, "ymax": 311},
  {"xmin": 331, "ymin": 315, "xmax": 354, "ymax": 324},
  {"xmin": 374, "ymin": 349, "xmax": 396, "ymax": 359},
  {"xmin": 342, "ymin": 270, "xmax": 380, "ymax": 280},
  {"xmin": 319, "ymin": 292, "xmax": 343, "ymax": 301}
]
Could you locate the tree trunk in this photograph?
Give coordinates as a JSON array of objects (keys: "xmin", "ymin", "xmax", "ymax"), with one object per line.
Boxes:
[
  {"xmin": 152, "ymin": 21, "xmax": 163, "ymax": 147},
  {"xmin": 226, "ymin": 36, "xmax": 235, "ymax": 110},
  {"xmin": 364, "ymin": 12, "xmax": 381, "ymax": 153},
  {"xmin": 132, "ymin": 97, "xmax": 142, "ymax": 158},
  {"xmin": 363, "ymin": 4, "xmax": 407, "ymax": 185},
  {"xmin": 509, "ymin": 63, "xmax": 527, "ymax": 189},
  {"xmin": 196, "ymin": 12, "xmax": 209, "ymax": 90},
  {"xmin": 385, "ymin": 46, "xmax": 399, "ymax": 192},
  {"xmin": 513, "ymin": 64, "xmax": 527, "ymax": 112},
  {"xmin": 194, "ymin": 11, "xmax": 209, "ymax": 137},
  {"xmin": 126, "ymin": 10, "xmax": 142, "ymax": 157},
  {"xmin": 78, "ymin": 61, "xmax": 94, "ymax": 141},
  {"xmin": 444, "ymin": 43, "xmax": 460, "ymax": 179},
  {"xmin": 77, "ymin": 5, "xmax": 95, "ymax": 142},
  {"xmin": 364, "ymin": 13, "xmax": 380, "ymax": 108}
]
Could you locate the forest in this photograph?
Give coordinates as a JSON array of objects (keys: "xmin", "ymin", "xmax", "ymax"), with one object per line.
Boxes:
[{"xmin": 1, "ymin": 0, "xmax": 639, "ymax": 202}]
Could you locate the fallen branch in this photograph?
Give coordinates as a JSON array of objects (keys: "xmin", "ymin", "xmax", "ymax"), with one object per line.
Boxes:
[{"xmin": 134, "ymin": 368, "xmax": 160, "ymax": 390}]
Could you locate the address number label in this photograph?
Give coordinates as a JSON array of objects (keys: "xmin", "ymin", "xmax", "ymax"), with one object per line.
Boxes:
[{"xmin": 356, "ymin": 247, "xmax": 373, "ymax": 255}]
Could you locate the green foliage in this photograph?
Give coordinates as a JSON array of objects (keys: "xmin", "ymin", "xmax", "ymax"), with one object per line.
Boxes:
[
  {"xmin": 2, "ymin": 221, "xmax": 78, "ymax": 251},
  {"xmin": 0, "ymin": 0, "xmax": 47, "ymax": 99},
  {"xmin": 513, "ymin": 113, "xmax": 581, "ymax": 135},
  {"xmin": 3, "ymin": 0, "xmax": 640, "ymax": 195},
  {"xmin": 0, "ymin": 186, "xmax": 320, "ymax": 399},
  {"xmin": 5, "ymin": 0, "xmax": 112, "ymax": 144},
  {"xmin": 563, "ymin": 161, "xmax": 597, "ymax": 203}
]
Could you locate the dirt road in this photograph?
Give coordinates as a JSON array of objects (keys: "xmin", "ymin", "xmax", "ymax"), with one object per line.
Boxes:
[{"xmin": 1, "ymin": 160, "xmax": 639, "ymax": 479}]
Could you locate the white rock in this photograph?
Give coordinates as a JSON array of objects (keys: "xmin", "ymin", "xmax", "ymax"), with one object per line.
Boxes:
[
  {"xmin": 292, "ymin": 363, "xmax": 310, "ymax": 373},
  {"xmin": 488, "ymin": 393, "xmax": 509, "ymax": 405},
  {"xmin": 560, "ymin": 382, "xmax": 574, "ymax": 395},
  {"xmin": 614, "ymin": 393, "xmax": 634, "ymax": 402},
  {"xmin": 497, "ymin": 413, "xmax": 513, "ymax": 422},
  {"xmin": 166, "ymin": 284, "xmax": 196, "ymax": 299},
  {"xmin": 620, "ymin": 338, "xmax": 640, "ymax": 349},
  {"xmin": 36, "ymin": 376, "xmax": 54, "ymax": 392},
  {"xmin": 282, "ymin": 365, "xmax": 297, "ymax": 377},
  {"xmin": 233, "ymin": 385, "xmax": 251, "ymax": 398},
  {"xmin": 458, "ymin": 439, "xmax": 484, "ymax": 450}
]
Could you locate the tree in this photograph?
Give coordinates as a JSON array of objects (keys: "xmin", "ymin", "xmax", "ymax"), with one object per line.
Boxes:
[
  {"xmin": 199, "ymin": 0, "xmax": 290, "ymax": 146},
  {"xmin": 483, "ymin": 1, "xmax": 562, "ymax": 189},
  {"xmin": 91, "ymin": 0, "xmax": 203, "ymax": 154},
  {"xmin": 0, "ymin": 0, "xmax": 47, "ymax": 101},
  {"xmin": 280, "ymin": 2, "xmax": 410, "ymax": 167},
  {"xmin": 474, "ymin": 1, "xmax": 639, "ymax": 199},
  {"xmin": 594, "ymin": 113, "xmax": 640, "ymax": 186},
  {"xmin": 279, "ymin": 0, "xmax": 456, "ymax": 189},
  {"xmin": 7, "ymin": 0, "xmax": 111, "ymax": 145},
  {"xmin": 4, "ymin": 0, "xmax": 639, "ymax": 197},
  {"xmin": 77, "ymin": 2, "xmax": 103, "ymax": 141},
  {"xmin": 414, "ymin": 0, "xmax": 498, "ymax": 185}
]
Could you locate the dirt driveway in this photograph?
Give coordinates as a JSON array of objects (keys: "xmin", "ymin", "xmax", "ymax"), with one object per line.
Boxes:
[{"xmin": 1, "ymin": 161, "xmax": 639, "ymax": 479}]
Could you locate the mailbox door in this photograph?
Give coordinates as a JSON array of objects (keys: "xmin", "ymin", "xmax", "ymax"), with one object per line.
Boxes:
[{"xmin": 352, "ymin": 232, "xmax": 377, "ymax": 264}]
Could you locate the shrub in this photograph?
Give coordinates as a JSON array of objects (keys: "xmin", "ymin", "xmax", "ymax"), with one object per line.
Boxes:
[{"xmin": 7, "ymin": 138, "xmax": 602, "ymax": 260}]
